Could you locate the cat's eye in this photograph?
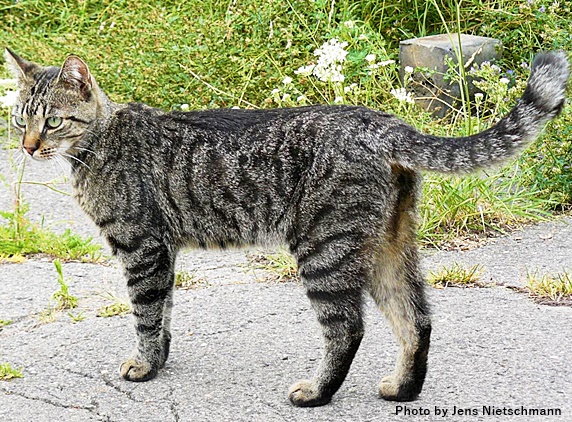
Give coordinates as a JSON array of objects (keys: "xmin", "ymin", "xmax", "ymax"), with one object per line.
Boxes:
[
  {"xmin": 12, "ymin": 115, "xmax": 26, "ymax": 128},
  {"xmin": 46, "ymin": 116, "xmax": 63, "ymax": 129}
]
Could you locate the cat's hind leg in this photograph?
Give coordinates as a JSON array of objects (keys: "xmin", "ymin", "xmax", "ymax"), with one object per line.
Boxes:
[
  {"xmin": 368, "ymin": 171, "xmax": 431, "ymax": 401},
  {"xmin": 109, "ymin": 234, "xmax": 176, "ymax": 382}
]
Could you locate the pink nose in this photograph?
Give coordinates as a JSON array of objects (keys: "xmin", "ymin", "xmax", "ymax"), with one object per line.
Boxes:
[
  {"xmin": 23, "ymin": 138, "xmax": 40, "ymax": 156},
  {"xmin": 24, "ymin": 144, "xmax": 39, "ymax": 156}
]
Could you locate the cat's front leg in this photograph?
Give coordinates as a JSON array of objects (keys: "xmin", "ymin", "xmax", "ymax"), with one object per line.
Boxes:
[{"xmin": 108, "ymin": 234, "xmax": 176, "ymax": 382}]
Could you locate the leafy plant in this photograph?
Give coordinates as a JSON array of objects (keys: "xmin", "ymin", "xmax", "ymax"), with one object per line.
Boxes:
[
  {"xmin": 97, "ymin": 293, "xmax": 131, "ymax": 318},
  {"xmin": 0, "ymin": 362, "xmax": 24, "ymax": 381},
  {"xmin": 51, "ymin": 260, "xmax": 79, "ymax": 310},
  {"xmin": 175, "ymin": 270, "xmax": 209, "ymax": 289}
]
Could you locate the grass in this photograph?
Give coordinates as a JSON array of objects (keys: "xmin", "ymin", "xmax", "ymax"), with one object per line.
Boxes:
[
  {"xmin": 525, "ymin": 270, "xmax": 572, "ymax": 305},
  {"xmin": 51, "ymin": 259, "xmax": 79, "ymax": 310},
  {"xmin": 0, "ymin": 157, "xmax": 103, "ymax": 262},
  {"xmin": 1, "ymin": 0, "xmax": 571, "ymax": 246},
  {"xmin": 0, "ymin": 362, "xmax": 23, "ymax": 381},
  {"xmin": 175, "ymin": 270, "xmax": 209, "ymax": 289},
  {"xmin": 427, "ymin": 262, "xmax": 486, "ymax": 288},
  {"xmin": 247, "ymin": 250, "xmax": 298, "ymax": 282},
  {"xmin": 0, "ymin": 319, "xmax": 11, "ymax": 327},
  {"xmin": 97, "ymin": 293, "xmax": 131, "ymax": 317},
  {"xmin": 36, "ymin": 260, "xmax": 79, "ymax": 323}
]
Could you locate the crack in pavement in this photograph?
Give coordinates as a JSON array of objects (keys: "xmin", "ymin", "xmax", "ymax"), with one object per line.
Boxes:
[
  {"xmin": 167, "ymin": 385, "xmax": 181, "ymax": 422},
  {"xmin": 54, "ymin": 364, "xmax": 144, "ymax": 404},
  {"xmin": 0, "ymin": 387, "xmax": 112, "ymax": 421}
]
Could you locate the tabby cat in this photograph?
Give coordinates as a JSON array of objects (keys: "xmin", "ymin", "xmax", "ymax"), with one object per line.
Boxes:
[{"xmin": 4, "ymin": 47, "xmax": 569, "ymax": 406}]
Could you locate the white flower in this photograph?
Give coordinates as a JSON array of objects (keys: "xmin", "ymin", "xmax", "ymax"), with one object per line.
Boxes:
[
  {"xmin": 282, "ymin": 76, "xmax": 293, "ymax": 85},
  {"xmin": 180, "ymin": 103, "xmax": 190, "ymax": 111},
  {"xmin": 358, "ymin": 33, "xmax": 368, "ymax": 41},
  {"xmin": 311, "ymin": 38, "xmax": 349, "ymax": 82},
  {"xmin": 334, "ymin": 96, "xmax": 343, "ymax": 104},
  {"xmin": 365, "ymin": 54, "xmax": 376, "ymax": 63},
  {"xmin": 0, "ymin": 90, "xmax": 19, "ymax": 109},
  {"xmin": 390, "ymin": 88, "xmax": 415, "ymax": 104},
  {"xmin": 343, "ymin": 20, "xmax": 355, "ymax": 29},
  {"xmin": 271, "ymin": 88, "xmax": 280, "ymax": 95},
  {"xmin": 378, "ymin": 59, "xmax": 396, "ymax": 67},
  {"xmin": 296, "ymin": 95, "xmax": 307, "ymax": 103},
  {"xmin": 499, "ymin": 77, "xmax": 510, "ymax": 85},
  {"xmin": 294, "ymin": 65, "xmax": 315, "ymax": 77},
  {"xmin": 0, "ymin": 79, "xmax": 18, "ymax": 88},
  {"xmin": 281, "ymin": 93, "xmax": 291, "ymax": 102},
  {"xmin": 474, "ymin": 92, "xmax": 484, "ymax": 100},
  {"xmin": 231, "ymin": 106, "xmax": 240, "ymax": 109},
  {"xmin": 404, "ymin": 66, "xmax": 414, "ymax": 74}
]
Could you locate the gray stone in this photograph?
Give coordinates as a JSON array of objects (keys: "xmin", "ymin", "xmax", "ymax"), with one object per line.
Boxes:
[{"xmin": 399, "ymin": 34, "xmax": 502, "ymax": 117}]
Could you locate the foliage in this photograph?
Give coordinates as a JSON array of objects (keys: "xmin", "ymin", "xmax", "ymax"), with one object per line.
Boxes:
[
  {"xmin": 526, "ymin": 269, "xmax": 572, "ymax": 304},
  {"xmin": 427, "ymin": 262, "xmax": 485, "ymax": 288},
  {"xmin": 0, "ymin": 362, "xmax": 23, "ymax": 380},
  {"xmin": 52, "ymin": 259, "xmax": 79, "ymax": 310}
]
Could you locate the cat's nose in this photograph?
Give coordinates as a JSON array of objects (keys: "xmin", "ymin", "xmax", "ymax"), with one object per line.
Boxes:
[
  {"xmin": 24, "ymin": 144, "xmax": 39, "ymax": 156},
  {"xmin": 23, "ymin": 137, "xmax": 40, "ymax": 156}
]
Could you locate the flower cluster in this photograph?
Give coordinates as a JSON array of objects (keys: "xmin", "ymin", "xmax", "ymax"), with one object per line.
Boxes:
[
  {"xmin": 0, "ymin": 79, "xmax": 18, "ymax": 109},
  {"xmin": 390, "ymin": 88, "xmax": 415, "ymax": 104},
  {"xmin": 295, "ymin": 38, "xmax": 348, "ymax": 83}
]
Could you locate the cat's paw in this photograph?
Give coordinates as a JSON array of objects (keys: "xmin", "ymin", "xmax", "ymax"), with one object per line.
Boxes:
[
  {"xmin": 119, "ymin": 358, "xmax": 158, "ymax": 382},
  {"xmin": 379, "ymin": 375, "xmax": 420, "ymax": 402},
  {"xmin": 288, "ymin": 379, "xmax": 331, "ymax": 407}
]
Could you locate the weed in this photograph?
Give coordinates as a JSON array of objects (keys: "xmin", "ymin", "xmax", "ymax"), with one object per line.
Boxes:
[
  {"xmin": 428, "ymin": 262, "xmax": 485, "ymax": 288},
  {"xmin": 37, "ymin": 306, "xmax": 58, "ymax": 324},
  {"xmin": 0, "ymin": 206, "xmax": 103, "ymax": 262},
  {"xmin": 525, "ymin": 270, "xmax": 572, "ymax": 305},
  {"xmin": 0, "ymin": 319, "xmax": 12, "ymax": 327},
  {"xmin": 248, "ymin": 250, "xmax": 298, "ymax": 282},
  {"xmin": 0, "ymin": 362, "xmax": 23, "ymax": 381},
  {"xmin": 97, "ymin": 294, "xmax": 131, "ymax": 318},
  {"xmin": 51, "ymin": 260, "xmax": 79, "ymax": 310},
  {"xmin": 175, "ymin": 270, "xmax": 209, "ymax": 289},
  {"xmin": 67, "ymin": 311, "xmax": 86, "ymax": 323}
]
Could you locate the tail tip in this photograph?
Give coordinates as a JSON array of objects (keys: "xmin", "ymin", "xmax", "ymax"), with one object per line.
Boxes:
[{"xmin": 525, "ymin": 50, "xmax": 570, "ymax": 114}]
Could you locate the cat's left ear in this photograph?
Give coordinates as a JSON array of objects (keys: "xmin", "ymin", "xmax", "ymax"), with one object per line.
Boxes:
[
  {"xmin": 57, "ymin": 55, "xmax": 93, "ymax": 99},
  {"xmin": 4, "ymin": 47, "xmax": 39, "ymax": 83}
]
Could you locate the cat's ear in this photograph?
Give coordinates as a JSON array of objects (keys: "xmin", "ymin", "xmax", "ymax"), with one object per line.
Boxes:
[
  {"xmin": 4, "ymin": 47, "xmax": 38, "ymax": 83},
  {"xmin": 57, "ymin": 55, "xmax": 93, "ymax": 98}
]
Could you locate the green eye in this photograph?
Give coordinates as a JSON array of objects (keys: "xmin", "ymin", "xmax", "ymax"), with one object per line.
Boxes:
[
  {"xmin": 12, "ymin": 115, "xmax": 26, "ymax": 128},
  {"xmin": 46, "ymin": 116, "xmax": 63, "ymax": 129}
]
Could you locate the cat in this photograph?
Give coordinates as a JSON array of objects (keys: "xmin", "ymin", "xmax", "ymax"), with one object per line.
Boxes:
[{"xmin": 4, "ymin": 47, "xmax": 569, "ymax": 407}]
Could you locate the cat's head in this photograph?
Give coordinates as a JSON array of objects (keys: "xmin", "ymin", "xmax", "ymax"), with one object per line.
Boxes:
[{"xmin": 4, "ymin": 48, "xmax": 102, "ymax": 161}]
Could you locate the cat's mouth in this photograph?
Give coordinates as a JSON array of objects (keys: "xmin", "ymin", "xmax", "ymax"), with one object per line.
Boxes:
[{"xmin": 21, "ymin": 145, "xmax": 61, "ymax": 161}]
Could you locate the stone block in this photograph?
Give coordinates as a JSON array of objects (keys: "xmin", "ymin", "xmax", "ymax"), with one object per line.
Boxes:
[{"xmin": 399, "ymin": 34, "xmax": 502, "ymax": 117}]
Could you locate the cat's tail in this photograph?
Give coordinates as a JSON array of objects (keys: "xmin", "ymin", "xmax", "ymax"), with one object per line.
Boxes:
[{"xmin": 386, "ymin": 51, "xmax": 570, "ymax": 173}]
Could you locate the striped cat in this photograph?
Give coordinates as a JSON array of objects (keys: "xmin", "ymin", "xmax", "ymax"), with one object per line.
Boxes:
[{"xmin": 4, "ymin": 47, "xmax": 569, "ymax": 406}]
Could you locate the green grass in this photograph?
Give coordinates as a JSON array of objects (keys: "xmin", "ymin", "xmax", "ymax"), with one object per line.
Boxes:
[
  {"xmin": 1, "ymin": 0, "xmax": 571, "ymax": 246},
  {"xmin": 428, "ymin": 262, "xmax": 485, "ymax": 288},
  {"xmin": 248, "ymin": 250, "xmax": 298, "ymax": 282},
  {"xmin": 51, "ymin": 259, "xmax": 79, "ymax": 310},
  {"xmin": 526, "ymin": 270, "xmax": 572, "ymax": 304},
  {"xmin": 0, "ymin": 319, "xmax": 11, "ymax": 327},
  {"xmin": 175, "ymin": 270, "xmax": 209, "ymax": 289},
  {"xmin": 97, "ymin": 293, "xmax": 131, "ymax": 317},
  {"xmin": 0, "ymin": 362, "xmax": 23, "ymax": 380},
  {"xmin": 0, "ymin": 208, "xmax": 103, "ymax": 262}
]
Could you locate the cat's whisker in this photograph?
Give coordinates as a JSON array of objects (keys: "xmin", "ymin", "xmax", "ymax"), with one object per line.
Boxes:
[
  {"xmin": 61, "ymin": 152, "xmax": 92, "ymax": 170},
  {"xmin": 72, "ymin": 145, "xmax": 96, "ymax": 155}
]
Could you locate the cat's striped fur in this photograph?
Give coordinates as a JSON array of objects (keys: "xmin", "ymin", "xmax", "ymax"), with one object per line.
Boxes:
[{"xmin": 5, "ymin": 48, "xmax": 569, "ymax": 406}]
